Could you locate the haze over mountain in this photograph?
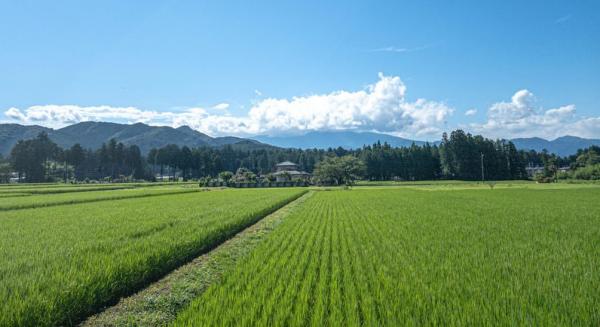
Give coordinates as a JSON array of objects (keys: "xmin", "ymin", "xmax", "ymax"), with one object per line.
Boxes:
[
  {"xmin": 2, "ymin": 122, "xmax": 599, "ymax": 157},
  {"xmin": 511, "ymin": 136, "xmax": 600, "ymax": 157},
  {"xmin": 253, "ymin": 131, "xmax": 431, "ymax": 149},
  {"xmin": 255, "ymin": 131, "xmax": 600, "ymax": 156},
  {"xmin": 0, "ymin": 122, "xmax": 270, "ymax": 156}
]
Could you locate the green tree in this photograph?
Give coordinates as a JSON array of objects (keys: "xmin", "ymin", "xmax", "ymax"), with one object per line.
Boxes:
[
  {"xmin": 10, "ymin": 132, "xmax": 59, "ymax": 182},
  {"xmin": 218, "ymin": 171, "xmax": 234, "ymax": 183},
  {"xmin": 313, "ymin": 155, "xmax": 366, "ymax": 186}
]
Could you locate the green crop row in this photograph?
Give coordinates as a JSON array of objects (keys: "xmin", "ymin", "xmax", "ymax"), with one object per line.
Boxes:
[
  {"xmin": 175, "ymin": 187, "xmax": 600, "ymax": 326},
  {"xmin": 0, "ymin": 188, "xmax": 305, "ymax": 326},
  {"xmin": 0, "ymin": 187, "xmax": 200, "ymax": 211},
  {"xmin": 0, "ymin": 185, "xmax": 135, "ymax": 195},
  {"xmin": 0, "ymin": 182, "xmax": 197, "ymax": 195}
]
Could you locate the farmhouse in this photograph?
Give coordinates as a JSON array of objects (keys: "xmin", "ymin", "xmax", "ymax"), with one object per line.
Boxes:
[{"xmin": 272, "ymin": 161, "xmax": 311, "ymax": 182}]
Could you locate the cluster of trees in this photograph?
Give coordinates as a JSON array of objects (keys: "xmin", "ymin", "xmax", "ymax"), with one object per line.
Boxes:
[
  {"xmin": 9, "ymin": 133, "xmax": 147, "ymax": 182},
  {"xmin": 355, "ymin": 130, "xmax": 527, "ymax": 181},
  {"xmin": 0, "ymin": 155, "xmax": 10, "ymax": 183},
  {"xmin": 559, "ymin": 146, "xmax": 600, "ymax": 180},
  {"xmin": 10, "ymin": 133, "xmax": 61, "ymax": 182},
  {"xmin": 146, "ymin": 145, "xmax": 323, "ymax": 179},
  {"xmin": 144, "ymin": 130, "xmax": 530, "ymax": 182}
]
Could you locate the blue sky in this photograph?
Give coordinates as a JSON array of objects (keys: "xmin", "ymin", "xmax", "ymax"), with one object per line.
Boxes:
[{"xmin": 1, "ymin": 1, "xmax": 599, "ymax": 140}]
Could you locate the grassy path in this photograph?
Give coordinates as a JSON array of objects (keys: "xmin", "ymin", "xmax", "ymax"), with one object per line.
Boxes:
[{"xmin": 81, "ymin": 191, "xmax": 314, "ymax": 327}]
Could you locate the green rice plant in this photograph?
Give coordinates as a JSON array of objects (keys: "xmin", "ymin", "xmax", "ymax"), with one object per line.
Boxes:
[
  {"xmin": 0, "ymin": 185, "xmax": 135, "ymax": 195},
  {"xmin": 0, "ymin": 188, "xmax": 305, "ymax": 326},
  {"xmin": 0, "ymin": 187, "xmax": 200, "ymax": 211},
  {"xmin": 175, "ymin": 187, "xmax": 600, "ymax": 326},
  {"xmin": 0, "ymin": 182, "xmax": 196, "ymax": 195}
]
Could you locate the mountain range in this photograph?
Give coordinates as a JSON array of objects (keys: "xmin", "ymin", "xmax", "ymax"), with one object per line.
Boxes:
[
  {"xmin": 0, "ymin": 122, "xmax": 271, "ymax": 156},
  {"xmin": 1, "ymin": 122, "xmax": 599, "ymax": 157}
]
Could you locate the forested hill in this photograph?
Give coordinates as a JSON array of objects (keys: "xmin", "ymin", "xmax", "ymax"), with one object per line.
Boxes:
[{"xmin": 0, "ymin": 122, "xmax": 272, "ymax": 156}]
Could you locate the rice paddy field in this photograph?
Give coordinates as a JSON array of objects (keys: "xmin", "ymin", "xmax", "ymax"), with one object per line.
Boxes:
[
  {"xmin": 175, "ymin": 186, "xmax": 600, "ymax": 326},
  {"xmin": 1, "ymin": 181, "xmax": 599, "ymax": 326},
  {"xmin": 0, "ymin": 186, "xmax": 305, "ymax": 326}
]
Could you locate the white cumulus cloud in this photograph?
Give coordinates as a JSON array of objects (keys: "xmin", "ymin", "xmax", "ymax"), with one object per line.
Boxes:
[
  {"xmin": 2, "ymin": 74, "xmax": 453, "ymax": 139},
  {"xmin": 471, "ymin": 89, "xmax": 600, "ymax": 139}
]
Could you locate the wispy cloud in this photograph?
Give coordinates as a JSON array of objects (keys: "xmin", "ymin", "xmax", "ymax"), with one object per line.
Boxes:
[
  {"xmin": 212, "ymin": 103, "xmax": 230, "ymax": 110},
  {"xmin": 367, "ymin": 44, "xmax": 434, "ymax": 53},
  {"xmin": 555, "ymin": 14, "xmax": 572, "ymax": 24},
  {"xmin": 465, "ymin": 109, "xmax": 477, "ymax": 116}
]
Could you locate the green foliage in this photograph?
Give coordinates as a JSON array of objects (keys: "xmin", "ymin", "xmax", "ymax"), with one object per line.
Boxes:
[
  {"xmin": 0, "ymin": 162, "xmax": 10, "ymax": 183},
  {"xmin": 218, "ymin": 171, "xmax": 233, "ymax": 182},
  {"xmin": 10, "ymin": 132, "xmax": 60, "ymax": 182},
  {"xmin": 0, "ymin": 188, "xmax": 305, "ymax": 326},
  {"xmin": 175, "ymin": 187, "xmax": 600, "ymax": 326},
  {"xmin": 313, "ymin": 155, "xmax": 366, "ymax": 186},
  {"xmin": 571, "ymin": 164, "xmax": 600, "ymax": 180},
  {"xmin": 574, "ymin": 146, "xmax": 600, "ymax": 167},
  {"xmin": 439, "ymin": 130, "xmax": 526, "ymax": 180},
  {"xmin": 233, "ymin": 167, "xmax": 257, "ymax": 182}
]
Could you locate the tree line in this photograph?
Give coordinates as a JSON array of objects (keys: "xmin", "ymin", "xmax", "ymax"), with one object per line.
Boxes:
[
  {"xmin": 4, "ymin": 129, "xmax": 594, "ymax": 183},
  {"xmin": 9, "ymin": 133, "xmax": 146, "ymax": 182}
]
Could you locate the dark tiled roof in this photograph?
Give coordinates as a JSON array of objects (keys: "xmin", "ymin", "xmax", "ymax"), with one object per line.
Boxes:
[{"xmin": 273, "ymin": 170, "xmax": 310, "ymax": 176}]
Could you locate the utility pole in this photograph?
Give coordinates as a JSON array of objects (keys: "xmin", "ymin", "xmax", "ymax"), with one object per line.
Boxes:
[{"xmin": 480, "ymin": 153, "xmax": 485, "ymax": 182}]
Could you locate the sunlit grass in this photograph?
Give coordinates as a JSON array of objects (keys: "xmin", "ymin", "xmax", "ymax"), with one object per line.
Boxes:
[
  {"xmin": 0, "ymin": 188, "xmax": 305, "ymax": 326},
  {"xmin": 175, "ymin": 187, "xmax": 600, "ymax": 326},
  {"xmin": 0, "ymin": 186, "xmax": 199, "ymax": 211}
]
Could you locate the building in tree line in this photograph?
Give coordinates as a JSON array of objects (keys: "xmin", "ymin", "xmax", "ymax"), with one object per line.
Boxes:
[{"xmin": 272, "ymin": 161, "xmax": 311, "ymax": 182}]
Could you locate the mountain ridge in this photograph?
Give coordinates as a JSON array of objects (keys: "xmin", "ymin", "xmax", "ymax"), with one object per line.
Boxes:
[{"xmin": 0, "ymin": 122, "xmax": 271, "ymax": 156}]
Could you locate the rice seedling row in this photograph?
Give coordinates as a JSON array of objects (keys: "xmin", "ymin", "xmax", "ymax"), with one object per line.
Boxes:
[
  {"xmin": 0, "ymin": 185, "xmax": 135, "ymax": 195},
  {"xmin": 175, "ymin": 187, "xmax": 600, "ymax": 326},
  {"xmin": 0, "ymin": 186, "xmax": 200, "ymax": 211},
  {"xmin": 0, "ymin": 188, "xmax": 305, "ymax": 326},
  {"xmin": 0, "ymin": 182, "xmax": 196, "ymax": 195}
]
